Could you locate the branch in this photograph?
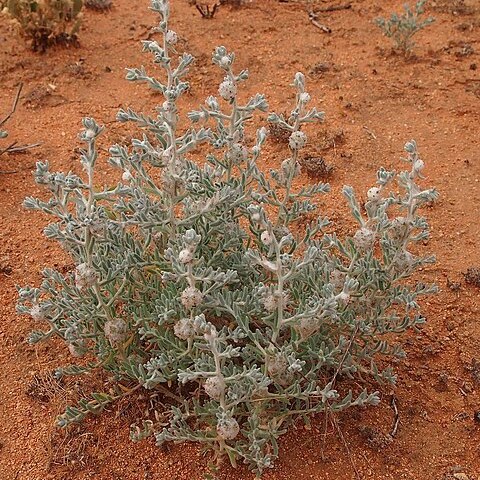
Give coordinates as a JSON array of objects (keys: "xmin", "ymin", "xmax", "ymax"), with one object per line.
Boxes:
[
  {"xmin": 308, "ymin": 11, "xmax": 332, "ymax": 33},
  {"xmin": 1, "ymin": 83, "xmax": 42, "ymax": 161},
  {"xmin": 0, "ymin": 83, "xmax": 23, "ymax": 130}
]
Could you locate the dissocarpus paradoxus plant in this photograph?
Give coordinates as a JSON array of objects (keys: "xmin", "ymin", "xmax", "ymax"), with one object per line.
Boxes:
[{"xmin": 18, "ymin": 0, "xmax": 438, "ymax": 474}]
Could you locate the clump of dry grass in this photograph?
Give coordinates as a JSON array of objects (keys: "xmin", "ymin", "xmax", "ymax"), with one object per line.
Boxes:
[
  {"xmin": 299, "ymin": 155, "xmax": 333, "ymax": 178},
  {"xmin": 267, "ymin": 111, "xmax": 291, "ymax": 144},
  {"xmin": 46, "ymin": 425, "xmax": 98, "ymax": 470},
  {"xmin": 26, "ymin": 371, "xmax": 65, "ymax": 403}
]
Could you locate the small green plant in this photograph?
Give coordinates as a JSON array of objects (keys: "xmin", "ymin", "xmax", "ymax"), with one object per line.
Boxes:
[
  {"xmin": 6, "ymin": 0, "xmax": 83, "ymax": 51},
  {"xmin": 18, "ymin": 0, "xmax": 438, "ymax": 474},
  {"xmin": 375, "ymin": 0, "xmax": 435, "ymax": 55}
]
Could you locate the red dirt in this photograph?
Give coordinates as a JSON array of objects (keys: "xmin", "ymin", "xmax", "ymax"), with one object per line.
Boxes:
[{"xmin": 1, "ymin": 1, "xmax": 479, "ymax": 479}]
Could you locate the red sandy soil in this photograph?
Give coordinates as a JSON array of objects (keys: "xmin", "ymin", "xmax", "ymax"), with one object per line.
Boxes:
[{"xmin": 1, "ymin": 1, "xmax": 479, "ymax": 479}]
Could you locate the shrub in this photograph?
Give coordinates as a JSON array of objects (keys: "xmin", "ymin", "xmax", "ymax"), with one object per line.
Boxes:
[
  {"xmin": 375, "ymin": 0, "xmax": 435, "ymax": 55},
  {"xmin": 18, "ymin": 0, "xmax": 438, "ymax": 474},
  {"xmin": 6, "ymin": 0, "xmax": 83, "ymax": 51}
]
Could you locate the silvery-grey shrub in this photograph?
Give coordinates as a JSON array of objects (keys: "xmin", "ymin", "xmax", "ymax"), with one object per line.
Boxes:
[
  {"xmin": 18, "ymin": 0, "xmax": 438, "ymax": 474},
  {"xmin": 376, "ymin": 0, "xmax": 435, "ymax": 54}
]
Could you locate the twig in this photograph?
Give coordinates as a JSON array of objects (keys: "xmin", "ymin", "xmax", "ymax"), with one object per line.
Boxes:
[
  {"xmin": 363, "ymin": 125, "xmax": 377, "ymax": 140},
  {"xmin": 308, "ymin": 11, "xmax": 332, "ymax": 33},
  {"xmin": 1, "ymin": 84, "xmax": 42, "ymax": 159},
  {"xmin": 0, "ymin": 83, "xmax": 23, "ymax": 130},
  {"xmin": 331, "ymin": 325, "xmax": 360, "ymax": 388},
  {"xmin": 5, "ymin": 142, "xmax": 42, "ymax": 153},
  {"xmin": 330, "ymin": 410, "xmax": 361, "ymax": 480},
  {"xmin": 0, "ymin": 141, "xmax": 42, "ymax": 156},
  {"xmin": 389, "ymin": 394, "xmax": 400, "ymax": 437},
  {"xmin": 194, "ymin": 2, "xmax": 220, "ymax": 18},
  {"xmin": 320, "ymin": 405, "xmax": 330, "ymax": 460}
]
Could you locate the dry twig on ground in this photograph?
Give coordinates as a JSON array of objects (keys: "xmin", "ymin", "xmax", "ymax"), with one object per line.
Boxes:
[{"xmin": 1, "ymin": 83, "xmax": 41, "ymax": 166}]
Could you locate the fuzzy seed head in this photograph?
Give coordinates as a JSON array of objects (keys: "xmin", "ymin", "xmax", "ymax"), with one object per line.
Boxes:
[
  {"xmin": 75, "ymin": 263, "xmax": 97, "ymax": 290},
  {"xmin": 393, "ymin": 250, "xmax": 415, "ymax": 273},
  {"xmin": 281, "ymin": 158, "xmax": 291, "ymax": 173},
  {"xmin": 104, "ymin": 318, "xmax": 128, "ymax": 344},
  {"xmin": 219, "ymin": 56, "xmax": 230, "ymax": 68},
  {"xmin": 203, "ymin": 323, "xmax": 218, "ymax": 342},
  {"xmin": 228, "ymin": 143, "xmax": 248, "ymax": 164},
  {"xmin": 267, "ymin": 353, "xmax": 288, "ymax": 377},
  {"xmin": 299, "ymin": 92, "xmax": 311, "ymax": 103},
  {"xmin": 218, "ymin": 79, "xmax": 237, "ymax": 101},
  {"xmin": 162, "ymin": 100, "xmax": 175, "ymax": 112},
  {"xmin": 353, "ymin": 227, "xmax": 376, "ymax": 251},
  {"xmin": 337, "ymin": 291, "xmax": 350, "ymax": 304},
  {"xmin": 181, "ymin": 287, "xmax": 203, "ymax": 310},
  {"xmin": 288, "ymin": 130, "xmax": 307, "ymax": 150},
  {"xmin": 217, "ymin": 416, "xmax": 240, "ymax": 440},
  {"xmin": 178, "ymin": 248, "xmax": 194, "ymax": 264},
  {"xmin": 413, "ymin": 159, "xmax": 424, "ymax": 172},
  {"xmin": 204, "ymin": 376, "xmax": 224, "ymax": 400},
  {"xmin": 84, "ymin": 129, "xmax": 95, "ymax": 140},
  {"xmin": 260, "ymin": 230, "xmax": 273, "ymax": 246},
  {"xmin": 122, "ymin": 170, "xmax": 133, "ymax": 182},
  {"xmin": 262, "ymin": 294, "xmax": 277, "ymax": 313},
  {"xmin": 390, "ymin": 217, "xmax": 409, "ymax": 242},
  {"xmin": 30, "ymin": 304, "xmax": 45, "ymax": 322},
  {"xmin": 330, "ymin": 269, "xmax": 346, "ymax": 290},
  {"xmin": 165, "ymin": 30, "xmax": 178, "ymax": 46},
  {"xmin": 297, "ymin": 317, "xmax": 319, "ymax": 339},
  {"xmin": 162, "ymin": 149, "xmax": 172, "ymax": 162},
  {"xmin": 251, "ymin": 212, "xmax": 261, "ymax": 223},
  {"xmin": 367, "ymin": 187, "xmax": 381, "ymax": 201},
  {"xmin": 173, "ymin": 318, "xmax": 196, "ymax": 340}
]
